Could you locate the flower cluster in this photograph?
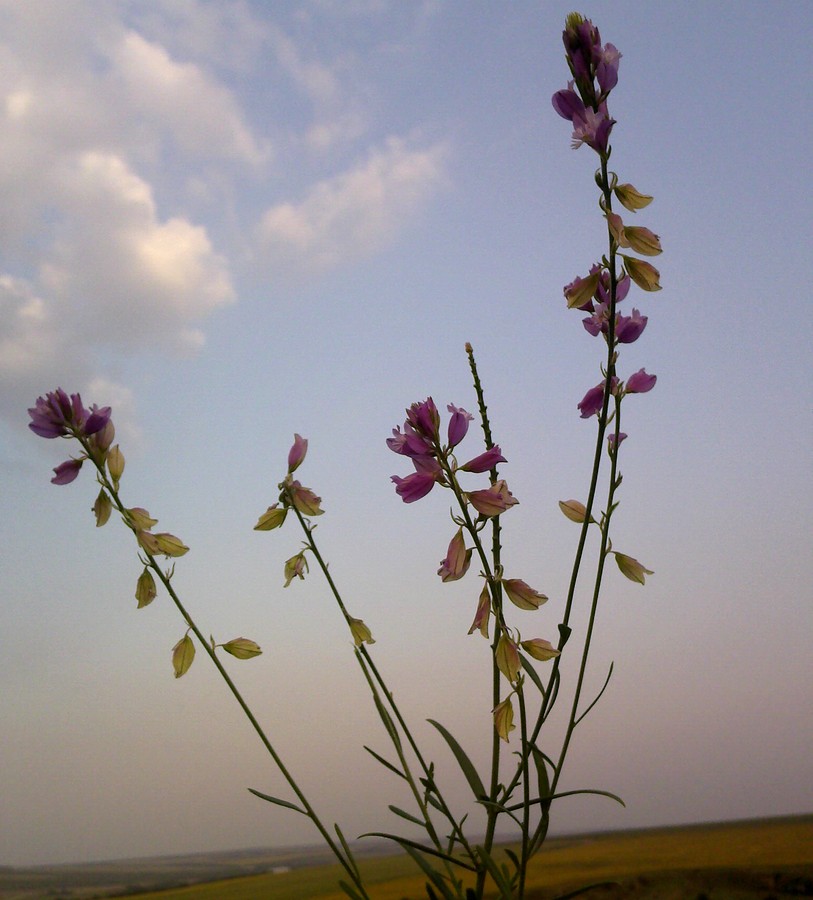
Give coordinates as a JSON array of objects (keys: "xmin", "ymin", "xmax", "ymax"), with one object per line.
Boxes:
[
  {"xmin": 552, "ymin": 16, "xmax": 662, "ymax": 428},
  {"xmin": 28, "ymin": 388, "xmax": 113, "ymax": 484},
  {"xmin": 551, "ymin": 13, "xmax": 620, "ymax": 154},
  {"xmin": 387, "ymin": 398, "xmax": 509, "ymax": 506}
]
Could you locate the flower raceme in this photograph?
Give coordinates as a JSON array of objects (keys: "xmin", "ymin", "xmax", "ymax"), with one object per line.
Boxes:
[{"xmin": 388, "ymin": 398, "xmax": 513, "ymax": 509}]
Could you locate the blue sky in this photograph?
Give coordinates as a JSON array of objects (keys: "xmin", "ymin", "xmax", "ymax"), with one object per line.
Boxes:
[{"xmin": 1, "ymin": 0, "xmax": 811, "ymax": 868}]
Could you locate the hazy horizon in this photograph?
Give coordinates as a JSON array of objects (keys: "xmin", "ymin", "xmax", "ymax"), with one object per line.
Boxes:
[{"xmin": 1, "ymin": 0, "xmax": 811, "ymax": 869}]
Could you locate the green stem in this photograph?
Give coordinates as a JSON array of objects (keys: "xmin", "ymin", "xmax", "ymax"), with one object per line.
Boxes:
[
  {"xmin": 82, "ymin": 450, "xmax": 371, "ymax": 900},
  {"xmin": 288, "ymin": 503, "xmax": 472, "ymax": 895}
]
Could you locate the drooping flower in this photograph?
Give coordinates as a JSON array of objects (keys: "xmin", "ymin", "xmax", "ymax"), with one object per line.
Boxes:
[
  {"xmin": 459, "ymin": 445, "xmax": 506, "ymax": 473},
  {"xmin": 288, "ymin": 480, "xmax": 324, "ymax": 516},
  {"xmin": 495, "ymin": 634, "xmax": 521, "ymax": 683},
  {"xmin": 622, "ymin": 255, "xmax": 662, "ymax": 291},
  {"xmin": 172, "ymin": 634, "xmax": 195, "ymax": 678},
  {"xmin": 468, "ymin": 584, "xmax": 491, "ymax": 638},
  {"xmin": 492, "ymin": 696, "xmax": 515, "ymax": 742},
  {"xmin": 521, "ymin": 638, "xmax": 560, "ymax": 661},
  {"xmin": 558, "ymin": 499, "xmax": 590, "ymax": 523},
  {"xmin": 502, "ymin": 578, "xmax": 548, "ymax": 611},
  {"xmin": 283, "ymin": 551, "xmax": 308, "ymax": 587},
  {"xmin": 614, "ymin": 183, "xmax": 653, "ymax": 211},
  {"xmin": 254, "ymin": 503, "xmax": 288, "ymax": 531},
  {"xmin": 348, "ymin": 617, "xmax": 375, "ymax": 647},
  {"xmin": 135, "ymin": 567, "xmax": 157, "ymax": 609},
  {"xmin": 614, "ymin": 552, "xmax": 654, "ymax": 584},
  {"xmin": 577, "ymin": 381, "xmax": 606, "ymax": 418},
  {"xmin": 391, "ymin": 470, "xmax": 439, "ymax": 503},
  {"xmin": 615, "ymin": 308, "xmax": 648, "ymax": 344},
  {"xmin": 625, "ymin": 368, "xmax": 657, "ymax": 394},
  {"xmin": 221, "ymin": 638, "xmax": 262, "ymax": 659},
  {"xmin": 467, "ymin": 480, "xmax": 518, "ymax": 517},
  {"xmin": 446, "ymin": 404, "xmax": 473, "ymax": 449},
  {"xmin": 437, "ymin": 528, "xmax": 472, "ymax": 582},
  {"xmin": 564, "ymin": 269, "xmax": 601, "ymax": 309},
  {"xmin": 51, "ymin": 458, "xmax": 83, "ymax": 485}
]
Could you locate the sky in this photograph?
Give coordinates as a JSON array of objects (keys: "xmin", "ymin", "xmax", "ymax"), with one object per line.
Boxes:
[{"xmin": 1, "ymin": 0, "xmax": 811, "ymax": 870}]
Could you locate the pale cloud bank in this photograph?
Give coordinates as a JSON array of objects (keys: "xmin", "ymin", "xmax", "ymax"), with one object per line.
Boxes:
[{"xmin": 256, "ymin": 136, "xmax": 449, "ymax": 273}]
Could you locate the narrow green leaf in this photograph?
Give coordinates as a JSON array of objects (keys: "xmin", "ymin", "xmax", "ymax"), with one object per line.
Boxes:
[
  {"xmin": 520, "ymin": 654, "xmax": 546, "ymax": 694},
  {"xmin": 334, "ymin": 823, "xmax": 360, "ymax": 881},
  {"xmin": 363, "ymin": 744, "xmax": 407, "ymax": 780},
  {"xmin": 427, "ymin": 719, "xmax": 486, "ymax": 799},
  {"xmin": 247, "ymin": 787, "xmax": 307, "ymax": 815},
  {"xmin": 360, "ymin": 833, "xmax": 477, "ymax": 872},
  {"xmin": 400, "ymin": 845, "xmax": 457, "ymax": 900},
  {"xmin": 475, "ymin": 847, "xmax": 513, "ymax": 894},
  {"xmin": 388, "ymin": 804, "xmax": 427, "ymax": 827}
]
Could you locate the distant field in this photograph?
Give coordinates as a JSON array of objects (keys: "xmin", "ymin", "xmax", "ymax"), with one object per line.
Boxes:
[{"xmin": 2, "ymin": 815, "xmax": 811, "ymax": 899}]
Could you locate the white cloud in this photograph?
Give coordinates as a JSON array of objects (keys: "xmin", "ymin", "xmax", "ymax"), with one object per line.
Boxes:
[
  {"xmin": 256, "ymin": 136, "xmax": 449, "ymax": 272},
  {"xmin": 110, "ymin": 30, "xmax": 269, "ymax": 166},
  {"xmin": 42, "ymin": 151, "xmax": 235, "ymax": 354}
]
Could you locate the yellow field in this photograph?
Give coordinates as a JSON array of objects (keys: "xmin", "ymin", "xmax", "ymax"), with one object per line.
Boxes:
[{"xmin": 119, "ymin": 815, "xmax": 813, "ymax": 899}]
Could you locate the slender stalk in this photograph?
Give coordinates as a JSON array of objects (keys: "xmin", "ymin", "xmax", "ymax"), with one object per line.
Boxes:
[
  {"xmin": 81, "ymin": 446, "xmax": 371, "ymax": 900},
  {"xmin": 288, "ymin": 503, "xmax": 472, "ymax": 896}
]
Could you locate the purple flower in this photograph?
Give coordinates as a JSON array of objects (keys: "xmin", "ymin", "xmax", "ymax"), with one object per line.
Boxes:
[
  {"xmin": 551, "ymin": 81, "xmax": 586, "ymax": 122},
  {"xmin": 405, "ymin": 398, "xmax": 440, "ymax": 443},
  {"xmin": 387, "ymin": 424, "xmax": 435, "ymax": 459},
  {"xmin": 459, "ymin": 445, "xmax": 506, "ymax": 473},
  {"xmin": 391, "ymin": 470, "xmax": 438, "ymax": 503},
  {"xmin": 596, "ymin": 43, "xmax": 622, "ymax": 95},
  {"xmin": 577, "ymin": 382, "xmax": 605, "ymax": 418},
  {"xmin": 51, "ymin": 458, "xmax": 83, "ymax": 485},
  {"xmin": 607, "ymin": 432, "xmax": 628, "ymax": 451},
  {"xmin": 625, "ymin": 368, "xmax": 657, "ymax": 394},
  {"xmin": 571, "ymin": 106, "xmax": 615, "ymax": 153},
  {"xmin": 287, "ymin": 434, "xmax": 308, "ymax": 473},
  {"xmin": 29, "ymin": 389, "xmax": 111, "ymax": 439},
  {"xmin": 446, "ymin": 404, "xmax": 473, "ymax": 449},
  {"xmin": 615, "ymin": 308, "xmax": 648, "ymax": 344}
]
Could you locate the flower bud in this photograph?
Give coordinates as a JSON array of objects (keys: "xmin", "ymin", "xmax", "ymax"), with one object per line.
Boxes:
[
  {"xmin": 254, "ymin": 504, "xmax": 288, "ymax": 531},
  {"xmin": 153, "ymin": 532, "xmax": 189, "ymax": 557},
  {"xmin": 93, "ymin": 489, "xmax": 112, "ymax": 527},
  {"xmin": 348, "ymin": 618, "xmax": 375, "ymax": 647},
  {"xmin": 459, "ymin": 446, "xmax": 506, "ymax": 474},
  {"xmin": 135, "ymin": 567, "xmax": 157, "ymax": 608},
  {"xmin": 614, "ymin": 183, "xmax": 653, "ymax": 211},
  {"xmin": 107, "ymin": 445, "xmax": 125, "ymax": 487},
  {"xmin": 172, "ymin": 634, "xmax": 195, "ymax": 678},
  {"xmin": 621, "ymin": 255, "xmax": 661, "ymax": 291},
  {"xmin": 468, "ymin": 584, "xmax": 491, "ymax": 638},
  {"xmin": 502, "ymin": 578, "xmax": 547, "ymax": 611},
  {"xmin": 558, "ymin": 499, "xmax": 591, "ymax": 523},
  {"xmin": 521, "ymin": 638, "xmax": 560, "ymax": 661},
  {"xmin": 287, "ymin": 434, "xmax": 308, "ymax": 473},
  {"xmin": 492, "ymin": 696, "xmax": 515, "ymax": 742},
  {"xmin": 496, "ymin": 635, "xmax": 521, "ymax": 683},
  {"xmin": 614, "ymin": 552, "xmax": 653, "ymax": 584},
  {"xmin": 221, "ymin": 637, "xmax": 262, "ymax": 659}
]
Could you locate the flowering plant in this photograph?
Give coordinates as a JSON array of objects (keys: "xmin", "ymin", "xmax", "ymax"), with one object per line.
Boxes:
[{"xmin": 28, "ymin": 14, "xmax": 661, "ymax": 899}]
